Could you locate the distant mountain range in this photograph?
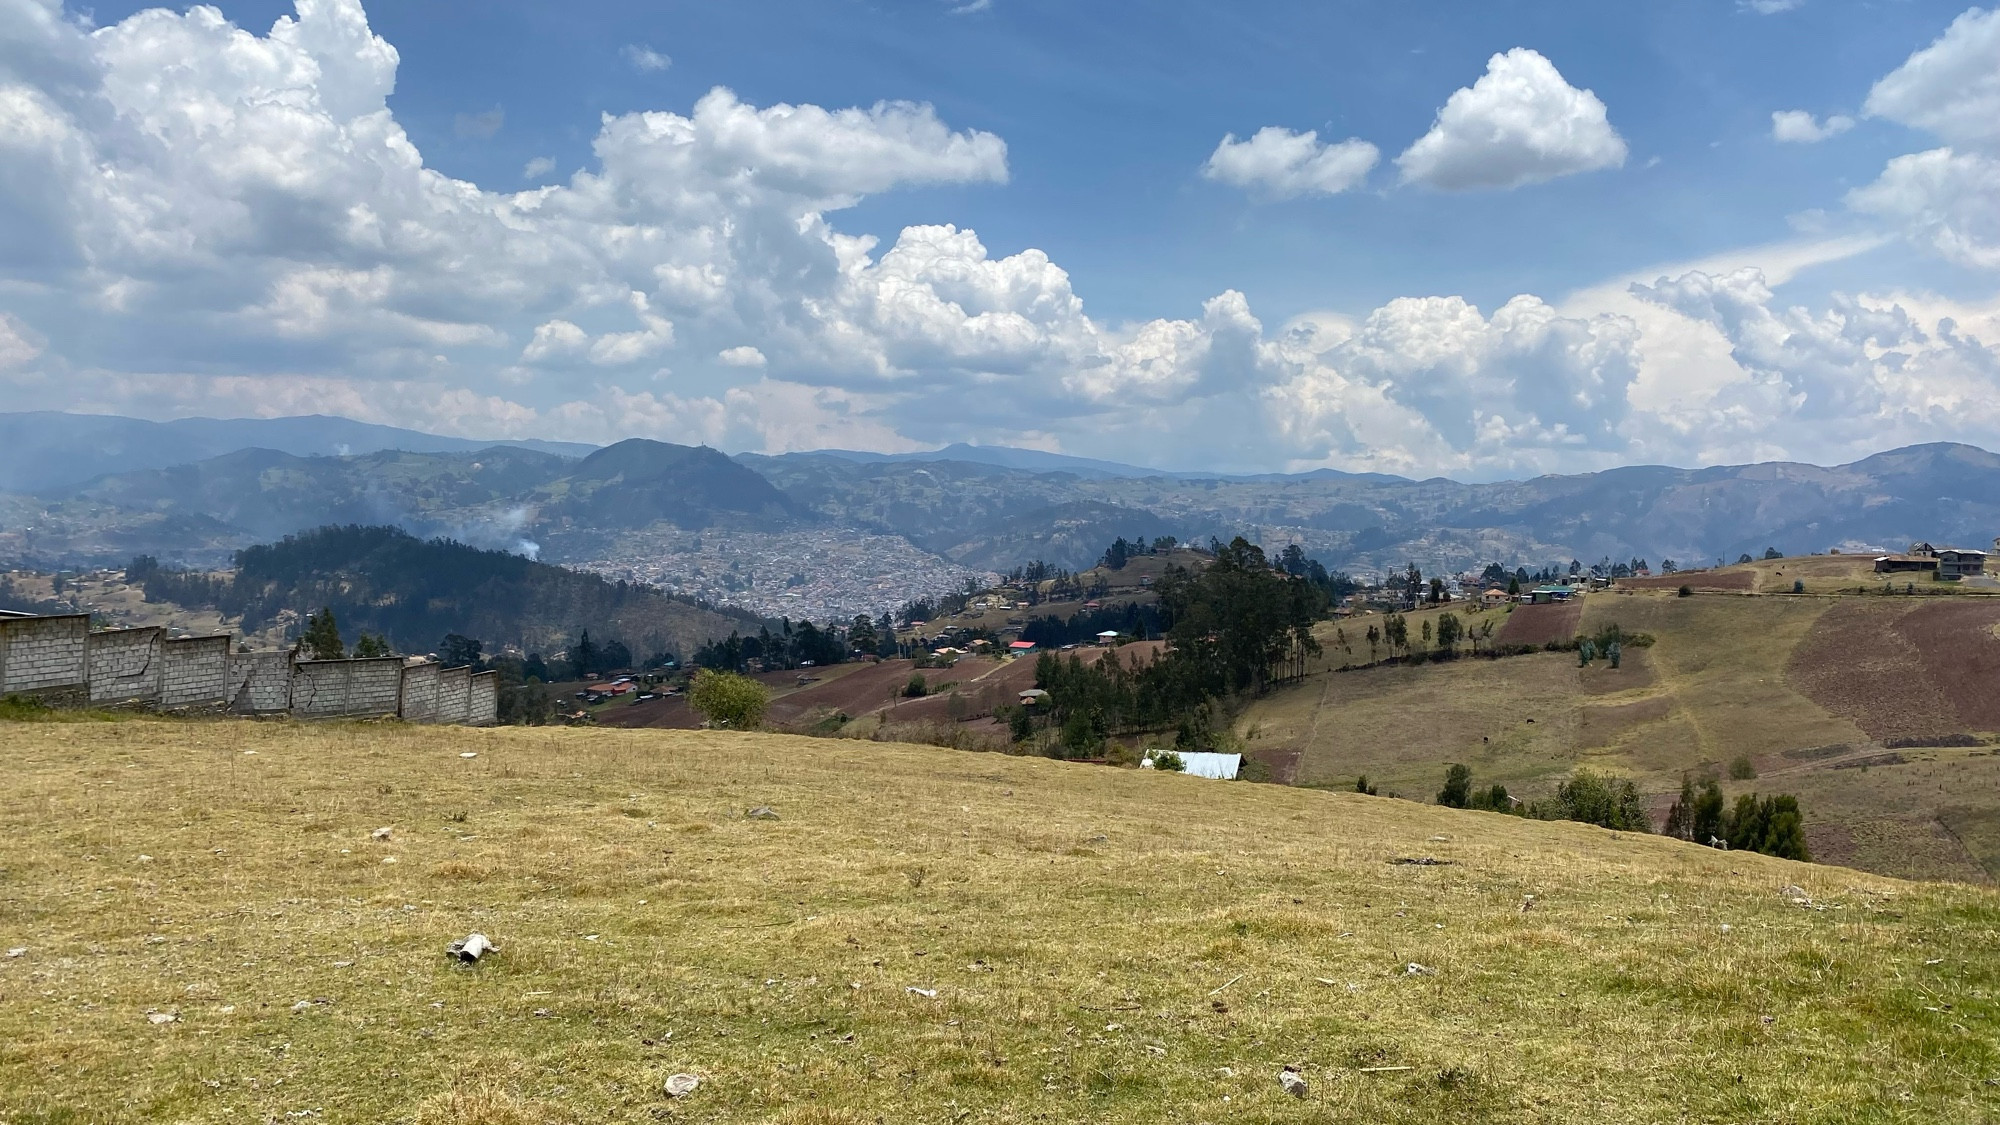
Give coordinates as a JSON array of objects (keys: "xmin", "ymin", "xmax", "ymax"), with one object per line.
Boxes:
[
  {"xmin": 0, "ymin": 411, "xmax": 596, "ymax": 492},
  {"xmin": 1, "ymin": 412, "xmax": 1997, "ymax": 585}
]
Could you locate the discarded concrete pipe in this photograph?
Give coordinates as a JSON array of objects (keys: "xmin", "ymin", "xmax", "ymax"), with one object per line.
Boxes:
[{"xmin": 448, "ymin": 933, "xmax": 495, "ymax": 963}]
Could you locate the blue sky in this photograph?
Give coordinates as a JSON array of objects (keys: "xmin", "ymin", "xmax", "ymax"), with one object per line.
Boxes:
[{"xmin": 4, "ymin": 0, "xmax": 1999, "ymax": 476}]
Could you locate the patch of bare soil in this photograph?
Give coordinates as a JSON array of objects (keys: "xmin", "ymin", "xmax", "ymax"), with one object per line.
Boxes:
[
  {"xmin": 1494, "ymin": 601, "xmax": 1583, "ymax": 647},
  {"xmin": 764, "ymin": 659, "xmax": 920, "ymax": 723},
  {"xmin": 594, "ymin": 695, "xmax": 702, "ymax": 729},
  {"xmin": 1897, "ymin": 600, "xmax": 2000, "ymax": 731},
  {"xmin": 1787, "ymin": 601, "xmax": 1959, "ymax": 741}
]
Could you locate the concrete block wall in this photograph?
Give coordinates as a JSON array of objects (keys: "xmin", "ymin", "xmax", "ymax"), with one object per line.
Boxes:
[
  {"xmin": 88, "ymin": 627, "xmax": 164, "ymax": 706},
  {"xmin": 0, "ymin": 614, "xmax": 89, "ymax": 706},
  {"xmin": 468, "ymin": 671, "xmax": 498, "ymax": 726},
  {"xmin": 399, "ymin": 661, "xmax": 440, "ymax": 723},
  {"xmin": 291, "ymin": 657, "xmax": 404, "ymax": 718},
  {"xmin": 437, "ymin": 666, "xmax": 471, "ymax": 724},
  {"xmin": 229, "ymin": 651, "xmax": 292, "ymax": 714},
  {"xmin": 162, "ymin": 635, "xmax": 232, "ymax": 709}
]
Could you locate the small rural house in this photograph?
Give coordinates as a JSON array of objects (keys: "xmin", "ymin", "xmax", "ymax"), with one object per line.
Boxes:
[
  {"xmin": 1937, "ymin": 548, "xmax": 1988, "ymax": 580},
  {"xmin": 1096, "ymin": 630, "xmax": 1120, "ymax": 645},
  {"xmin": 1874, "ymin": 553, "xmax": 1939, "ymax": 574}
]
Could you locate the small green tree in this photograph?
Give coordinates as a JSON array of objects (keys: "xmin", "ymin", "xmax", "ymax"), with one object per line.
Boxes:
[
  {"xmin": 1437, "ymin": 763, "xmax": 1473, "ymax": 808},
  {"xmin": 1435, "ymin": 612, "xmax": 1462, "ymax": 653},
  {"xmin": 353, "ymin": 634, "xmax": 392, "ymax": 658},
  {"xmin": 1678, "ymin": 584, "xmax": 1693, "ymax": 598},
  {"xmin": 687, "ymin": 669, "xmax": 769, "ymax": 730},
  {"xmin": 1008, "ymin": 705, "xmax": 1034, "ymax": 743},
  {"xmin": 302, "ymin": 607, "xmax": 345, "ymax": 660},
  {"xmin": 1728, "ymin": 754, "xmax": 1758, "ymax": 780},
  {"xmin": 1355, "ymin": 774, "xmax": 1378, "ymax": 796},
  {"xmin": 1691, "ymin": 779, "xmax": 1727, "ymax": 844},
  {"xmin": 1149, "ymin": 749, "xmax": 1186, "ymax": 773},
  {"xmin": 904, "ymin": 673, "xmax": 928, "ymax": 698},
  {"xmin": 1792, "ymin": 579, "xmax": 1805, "ymax": 594}
]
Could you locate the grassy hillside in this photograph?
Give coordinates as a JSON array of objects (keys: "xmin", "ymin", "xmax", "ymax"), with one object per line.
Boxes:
[
  {"xmin": 4, "ymin": 719, "xmax": 1998, "ymax": 1122},
  {"xmin": 1236, "ymin": 565, "xmax": 2000, "ymax": 883}
]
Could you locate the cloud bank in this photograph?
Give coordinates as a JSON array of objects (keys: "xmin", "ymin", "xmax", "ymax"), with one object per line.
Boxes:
[{"xmin": 0, "ymin": 0, "xmax": 1996, "ymax": 480}]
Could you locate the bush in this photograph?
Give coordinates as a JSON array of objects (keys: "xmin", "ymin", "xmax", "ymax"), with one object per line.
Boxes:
[
  {"xmin": 1149, "ymin": 750, "xmax": 1186, "ymax": 772},
  {"xmin": 1725, "ymin": 793, "xmax": 1810, "ymax": 860},
  {"xmin": 904, "ymin": 674, "xmax": 928, "ymax": 698},
  {"xmin": 1678, "ymin": 585, "xmax": 1693, "ymax": 598},
  {"xmin": 687, "ymin": 669, "xmax": 770, "ymax": 730},
  {"xmin": 1355, "ymin": 774, "xmax": 1378, "ymax": 796},
  {"xmin": 1533, "ymin": 770, "xmax": 1650, "ymax": 832},
  {"xmin": 1728, "ymin": 754, "xmax": 1757, "ymax": 780},
  {"xmin": 1792, "ymin": 580, "xmax": 1805, "ymax": 594}
]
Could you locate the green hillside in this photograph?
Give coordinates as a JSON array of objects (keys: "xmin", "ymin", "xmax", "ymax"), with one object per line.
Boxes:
[
  {"xmin": 1236, "ymin": 558, "xmax": 2000, "ymax": 883},
  {"xmin": 2, "ymin": 718, "xmax": 1996, "ymax": 1123}
]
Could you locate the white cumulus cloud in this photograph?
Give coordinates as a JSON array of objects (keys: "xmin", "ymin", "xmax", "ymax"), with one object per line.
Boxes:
[
  {"xmin": 522, "ymin": 155, "xmax": 555, "ymax": 179},
  {"xmin": 1864, "ymin": 7, "xmax": 2000, "ymax": 149},
  {"xmin": 1395, "ymin": 48, "xmax": 1627, "ymax": 191},
  {"xmin": 1201, "ymin": 127, "xmax": 1379, "ymax": 199},
  {"xmin": 718, "ymin": 345, "xmax": 767, "ymax": 367},
  {"xmin": 1771, "ymin": 110, "xmax": 1854, "ymax": 143}
]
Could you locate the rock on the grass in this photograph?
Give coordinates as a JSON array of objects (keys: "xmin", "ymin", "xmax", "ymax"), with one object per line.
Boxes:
[
  {"xmin": 746, "ymin": 806, "xmax": 780, "ymax": 820},
  {"xmin": 664, "ymin": 1073, "xmax": 700, "ymax": 1098},
  {"xmin": 1278, "ymin": 1068, "xmax": 1308, "ymax": 1098},
  {"xmin": 371, "ymin": 827, "xmax": 393, "ymax": 841},
  {"xmin": 1404, "ymin": 962, "xmax": 1435, "ymax": 976}
]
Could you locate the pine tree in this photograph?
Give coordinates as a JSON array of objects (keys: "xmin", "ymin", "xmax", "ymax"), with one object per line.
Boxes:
[
  {"xmin": 302, "ymin": 607, "xmax": 345, "ymax": 660},
  {"xmin": 1691, "ymin": 779, "xmax": 1727, "ymax": 845}
]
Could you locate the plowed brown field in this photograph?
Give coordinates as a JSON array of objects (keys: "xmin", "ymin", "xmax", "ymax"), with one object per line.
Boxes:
[
  {"xmin": 1787, "ymin": 598, "xmax": 2000, "ymax": 740},
  {"xmin": 1494, "ymin": 601, "xmax": 1583, "ymax": 647}
]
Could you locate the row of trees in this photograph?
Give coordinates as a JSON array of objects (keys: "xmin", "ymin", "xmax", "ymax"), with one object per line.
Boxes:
[{"xmin": 1427, "ymin": 763, "xmax": 1809, "ymax": 860}]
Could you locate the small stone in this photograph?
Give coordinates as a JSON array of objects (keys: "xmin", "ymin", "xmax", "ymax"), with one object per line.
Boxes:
[
  {"xmin": 1404, "ymin": 962, "xmax": 1435, "ymax": 976},
  {"xmin": 746, "ymin": 806, "xmax": 779, "ymax": 820},
  {"xmin": 381, "ymin": 856, "xmax": 397, "ymax": 865},
  {"xmin": 905, "ymin": 987, "xmax": 938, "ymax": 998},
  {"xmin": 136, "ymin": 854, "xmax": 154, "ymax": 863},
  {"xmin": 371, "ymin": 827, "xmax": 393, "ymax": 841},
  {"xmin": 5, "ymin": 948, "xmax": 25, "ymax": 958},
  {"xmin": 533, "ymin": 1008, "xmax": 554, "ymax": 1018},
  {"xmin": 664, "ymin": 1073, "xmax": 700, "ymax": 1098},
  {"xmin": 1278, "ymin": 1068, "xmax": 1308, "ymax": 1098},
  {"xmin": 147, "ymin": 1011, "xmax": 178, "ymax": 1025},
  {"xmin": 459, "ymin": 752, "xmax": 478, "ymax": 759},
  {"xmin": 291, "ymin": 1000, "xmax": 311, "ymax": 1013}
]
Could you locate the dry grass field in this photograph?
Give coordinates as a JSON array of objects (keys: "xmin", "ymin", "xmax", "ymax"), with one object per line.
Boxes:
[
  {"xmin": 1239, "ymin": 580, "xmax": 2000, "ymax": 884},
  {"xmin": 4, "ymin": 717, "xmax": 1999, "ymax": 1123}
]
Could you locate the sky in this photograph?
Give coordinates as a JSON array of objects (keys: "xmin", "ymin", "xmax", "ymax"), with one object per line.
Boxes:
[{"xmin": 1, "ymin": 0, "xmax": 1998, "ymax": 478}]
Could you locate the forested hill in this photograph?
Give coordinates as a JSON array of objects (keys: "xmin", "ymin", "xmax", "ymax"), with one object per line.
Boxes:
[{"xmin": 140, "ymin": 525, "xmax": 761, "ymax": 661}]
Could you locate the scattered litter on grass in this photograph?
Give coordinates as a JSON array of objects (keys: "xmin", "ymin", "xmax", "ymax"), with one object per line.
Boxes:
[
  {"xmin": 331, "ymin": 961, "xmax": 352, "ymax": 969},
  {"xmin": 6, "ymin": 948, "xmax": 26, "ymax": 958},
  {"xmin": 136, "ymin": 855, "xmax": 153, "ymax": 863},
  {"xmin": 1314, "ymin": 977, "xmax": 1338, "ymax": 986},
  {"xmin": 290, "ymin": 1001, "xmax": 311, "ymax": 1013},
  {"xmin": 1278, "ymin": 1067, "xmax": 1308, "ymax": 1098},
  {"xmin": 371, "ymin": 827, "xmax": 392, "ymax": 841},
  {"xmin": 664, "ymin": 1073, "xmax": 700, "ymax": 1098},
  {"xmin": 458, "ymin": 752, "xmax": 477, "ymax": 759},
  {"xmin": 1404, "ymin": 963, "xmax": 1435, "ymax": 976},
  {"xmin": 746, "ymin": 806, "xmax": 780, "ymax": 820},
  {"xmin": 146, "ymin": 1011, "xmax": 178, "ymax": 1025},
  {"xmin": 906, "ymin": 987, "xmax": 938, "ymax": 998},
  {"xmin": 447, "ymin": 934, "xmax": 494, "ymax": 963},
  {"xmin": 380, "ymin": 856, "xmax": 397, "ymax": 865}
]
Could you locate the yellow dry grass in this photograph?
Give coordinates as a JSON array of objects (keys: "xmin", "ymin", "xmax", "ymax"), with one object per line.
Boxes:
[{"xmin": 3, "ymin": 718, "xmax": 1999, "ymax": 1123}]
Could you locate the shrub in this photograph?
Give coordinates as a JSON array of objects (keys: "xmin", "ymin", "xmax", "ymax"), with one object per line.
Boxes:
[
  {"xmin": 1355, "ymin": 774, "xmax": 1378, "ymax": 796},
  {"xmin": 1533, "ymin": 770, "xmax": 1650, "ymax": 832},
  {"xmin": 1728, "ymin": 754, "xmax": 1758, "ymax": 780},
  {"xmin": 687, "ymin": 669, "xmax": 770, "ymax": 730},
  {"xmin": 1791, "ymin": 580, "xmax": 1805, "ymax": 594},
  {"xmin": 904, "ymin": 674, "xmax": 928, "ymax": 698},
  {"xmin": 1678, "ymin": 585, "xmax": 1693, "ymax": 598},
  {"xmin": 1149, "ymin": 750, "xmax": 1186, "ymax": 772}
]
